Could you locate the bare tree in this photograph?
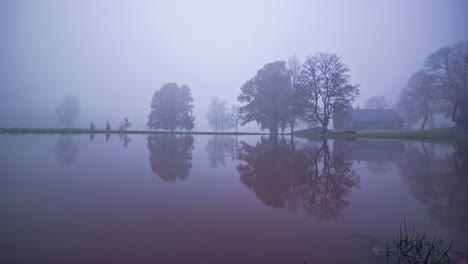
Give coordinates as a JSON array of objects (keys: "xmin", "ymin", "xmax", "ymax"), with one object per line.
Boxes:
[
  {"xmin": 298, "ymin": 53, "xmax": 359, "ymax": 133},
  {"xmin": 55, "ymin": 95, "xmax": 80, "ymax": 127},
  {"xmin": 228, "ymin": 105, "xmax": 240, "ymax": 133},
  {"xmin": 365, "ymin": 96, "xmax": 391, "ymax": 109},
  {"xmin": 119, "ymin": 117, "xmax": 132, "ymax": 131},
  {"xmin": 206, "ymin": 97, "xmax": 231, "ymax": 132}
]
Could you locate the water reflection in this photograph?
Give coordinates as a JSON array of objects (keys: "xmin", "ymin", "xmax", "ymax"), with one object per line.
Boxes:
[
  {"xmin": 334, "ymin": 139, "xmax": 404, "ymax": 175},
  {"xmin": 147, "ymin": 134, "xmax": 194, "ymax": 182},
  {"xmin": 398, "ymin": 142, "xmax": 468, "ymax": 233},
  {"xmin": 237, "ymin": 137, "xmax": 360, "ymax": 220},
  {"xmin": 205, "ymin": 135, "xmax": 237, "ymax": 168},
  {"xmin": 105, "ymin": 133, "xmax": 111, "ymax": 143},
  {"xmin": 119, "ymin": 134, "xmax": 131, "ymax": 148},
  {"xmin": 54, "ymin": 135, "xmax": 79, "ymax": 166}
]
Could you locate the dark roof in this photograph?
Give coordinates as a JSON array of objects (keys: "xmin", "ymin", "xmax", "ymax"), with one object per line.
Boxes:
[{"xmin": 347, "ymin": 109, "xmax": 404, "ymax": 123}]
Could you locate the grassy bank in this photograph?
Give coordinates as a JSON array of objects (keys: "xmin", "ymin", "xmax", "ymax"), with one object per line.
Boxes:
[
  {"xmin": 0, "ymin": 127, "xmax": 265, "ymax": 136},
  {"xmin": 293, "ymin": 127, "xmax": 468, "ymax": 142}
]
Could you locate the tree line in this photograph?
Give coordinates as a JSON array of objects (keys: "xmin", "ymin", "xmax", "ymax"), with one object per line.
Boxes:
[
  {"xmin": 396, "ymin": 41, "xmax": 467, "ymax": 130},
  {"xmin": 54, "ymin": 42, "xmax": 466, "ymax": 133}
]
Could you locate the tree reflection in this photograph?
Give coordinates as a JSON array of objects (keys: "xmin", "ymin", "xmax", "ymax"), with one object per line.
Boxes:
[
  {"xmin": 237, "ymin": 137, "xmax": 359, "ymax": 220},
  {"xmin": 205, "ymin": 135, "xmax": 237, "ymax": 168},
  {"xmin": 147, "ymin": 134, "xmax": 194, "ymax": 182},
  {"xmin": 119, "ymin": 134, "xmax": 131, "ymax": 148},
  {"xmin": 54, "ymin": 135, "xmax": 79, "ymax": 166},
  {"xmin": 397, "ymin": 142, "xmax": 468, "ymax": 232}
]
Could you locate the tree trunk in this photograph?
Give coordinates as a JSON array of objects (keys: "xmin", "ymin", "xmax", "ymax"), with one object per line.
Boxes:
[
  {"xmin": 269, "ymin": 122, "xmax": 278, "ymax": 136},
  {"xmin": 420, "ymin": 117, "xmax": 427, "ymax": 130},
  {"xmin": 322, "ymin": 119, "xmax": 329, "ymax": 133},
  {"xmin": 290, "ymin": 117, "xmax": 295, "ymax": 134}
]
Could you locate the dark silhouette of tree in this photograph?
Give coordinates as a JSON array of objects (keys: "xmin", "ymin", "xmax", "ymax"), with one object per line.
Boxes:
[
  {"xmin": 105, "ymin": 121, "xmax": 111, "ymax": 131},
  {"xmin": 90, "ymin": 122, "xmax": 96, "ymax": 130},
  {"xmin": 238, "ymin": 61, "xmax": 292, "ymax": 136},
  {"xmin": 295, "ymin": 139, "xmax": 359, "ymax": 220},
  {"xmin": 229, "ymin": 105, "xmax": 240, "ymax": 133},
  {"xmin": 147, "ymin": 83, "xmax": 195, "ymax": 132},
  {"xmin": 147, "ymin": 135, "xmax": 194, "ymax": 182},
  {"xmin": 55, "ymin": 95, "xmax": 80, "ymax": 127},
  {"xmin": 237, "ymin": 137, "xmax": 359, "ymax": 219},
  {"xmin": 54, "ymin": 135, "xmax": 79, "ymax": 166},
  {"xmin": 425, "ymin": 42, "xmax": 467, "ymax": 110},
  {"xmin": 365, "ymin": 96, "xmax": 391, "ymax": 109},
  {"xmin": 205, "ymin": 135, "xmax": 237, "ymax": 168},
  {"xmin": 397, "ymin": 142, "xmax": 468, "ymax": 232},
  {"xmin": 298, "ymin": 53, "xmax": 359, "ymax": 133},
  {"xmin": 119, "ymin": 117, "xmax": 132, "ymax": 131}
]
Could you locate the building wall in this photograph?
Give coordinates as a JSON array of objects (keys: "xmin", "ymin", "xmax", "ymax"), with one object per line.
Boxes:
[{"xmin": 352, "ymin": 121, "xmax": 403, "ymax": 130}]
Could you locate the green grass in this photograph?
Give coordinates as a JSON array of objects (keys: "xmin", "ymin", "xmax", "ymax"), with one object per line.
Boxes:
[
  {"xmin": 0, "ymin": 127, "xmax": 266, "ymax": 136},
  {"xmin": 293, "ymin": 127, "xmax": 468, "ymax": 142}
]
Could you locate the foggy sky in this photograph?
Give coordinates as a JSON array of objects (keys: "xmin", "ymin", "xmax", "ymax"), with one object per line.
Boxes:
[{"xmin": 1, "ymin": 0, "xmax": 467, "ymax": 131}]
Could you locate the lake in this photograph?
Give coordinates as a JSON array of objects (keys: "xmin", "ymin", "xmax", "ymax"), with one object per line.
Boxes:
[{"xmin": 0, "ymin": 134, "xmax": 467, "ymax": 263}]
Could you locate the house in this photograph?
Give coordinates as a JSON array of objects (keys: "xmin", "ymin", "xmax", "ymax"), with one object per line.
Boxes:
[{"xmin": 333, "ymin": 108, "xmax": 404, "ymax": 130}]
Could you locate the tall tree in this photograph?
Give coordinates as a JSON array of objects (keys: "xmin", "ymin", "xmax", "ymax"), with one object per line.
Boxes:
[
  {"xmin": 298, "ymin": 53, "xmax": 359, "ymax": 133},
  {"xmin": 286, "ymin": 55, "xmax": 302, "ymax": 133},
  {"xmin": 55, "ymin": 95, "xmax": 80, "ymax": 127},
  {"xmin": 147, "ymin": 83, "xmax": 195, "ymax": 132},
  {"xmin": 228, "ymin": 105, "xmax": 240, "ymax": 133},
  {"xmin": 395, "ymin": 70, "xmax": 440, "ymax": 129},
  {"xmin": 365, "ymin": 96, "xmax": 391, "ymax": 109},
  {"xmin": 238, "ymin": 61, "xmax": 292, "ymax": 135}
]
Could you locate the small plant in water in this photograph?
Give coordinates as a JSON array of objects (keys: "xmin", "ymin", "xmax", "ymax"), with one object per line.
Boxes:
[{"xmin": 386, "ymin": 220, "xmax": 453, "ymax": 264}]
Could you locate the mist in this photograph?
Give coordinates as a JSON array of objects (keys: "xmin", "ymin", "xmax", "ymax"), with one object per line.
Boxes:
[{"xmin": 1, "ymin": 0, "xmax": 467, "ymax": 131}]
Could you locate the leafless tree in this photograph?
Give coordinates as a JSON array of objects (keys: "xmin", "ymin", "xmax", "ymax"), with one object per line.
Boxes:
[
  {"xmin": 298, "ymin": 53, "xmax": 359, "ymax": 133},
  {"xmin": 206, "ymin": 97, "xmax": 232, "ymax": 132},
  {"xmin": 286, "ymin": 55, "xmax": 302, "ymax": 133}
]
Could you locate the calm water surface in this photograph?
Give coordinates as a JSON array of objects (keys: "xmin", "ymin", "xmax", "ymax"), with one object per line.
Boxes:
[{"xmin": 0, "ymin": 134, "xmax": 467, "ymax": 263}]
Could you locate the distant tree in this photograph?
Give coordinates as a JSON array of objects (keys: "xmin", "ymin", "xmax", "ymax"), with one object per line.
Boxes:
[
  {"xmin": 90, "ymin": 122, "xmax": 96, "ymax": 131},
  {"xmin": 206, "ymin": 97, "xmax": 232, "ymax": 132},
  {"xmin": 286, "ymin": 55, "xmax": 302, "ymax": 133},
  {"xmin": 298, "ymin": 53, "xmax": 359, "ymax": 133},
  {"xmin": 365, "ymin": 96, "xmax": 391, "ymax": 109},
  {"xmin": 395, "ymin": 70, "xmax": 441, "ymax": 129},
  {"xmin": 238, "ymin": 61, "xmax": 292, "ymax": 135},
  {"xmin": 147, "ymin": 83, "xmax": 195, "ymax": 132},
  {"xmin": 55, "ymin": 95, "xmax": 80, "ymax": 127},
  {"xmin": 119, "ymin": 117, "xmax": 132, "ymax": 131},
  {"xmin": 425, "ymin": 42, "xmax": 468, "ymax": 106},
  {"xmin": 105, "ymin": 121, "xmax": 111, "ymax": 131}
]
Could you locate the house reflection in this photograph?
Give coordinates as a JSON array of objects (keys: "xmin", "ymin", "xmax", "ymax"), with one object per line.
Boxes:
[
  {"xmin": 237, "ymin": 137, "xmax": 360, "ymax": 220},
  {"xmin": 334, "ymin": 139, "xmax": 404, "ymax": 174},
  {"xmin": 147, "ymin": 134, "xmax": 194, "ymax": 182},
  {"xmin": 397, "ymin": 142, "xmax": 468, "ymax": 233}
]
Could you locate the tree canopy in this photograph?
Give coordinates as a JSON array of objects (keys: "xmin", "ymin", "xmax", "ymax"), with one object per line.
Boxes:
[
  {"xmin": 365, "ymin": 96, "xmax": 391, "ymax": 109},
  {"xmin": 55, "ymin": 95, "xmax": 80, "ymax": 127},
  {"xmin": 147, "ymin": 83, "xmax": 195, "ymax": 132},
  {"xmin": 238, "ymin": 61, "xmax": 292, "ymax": 135}
]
